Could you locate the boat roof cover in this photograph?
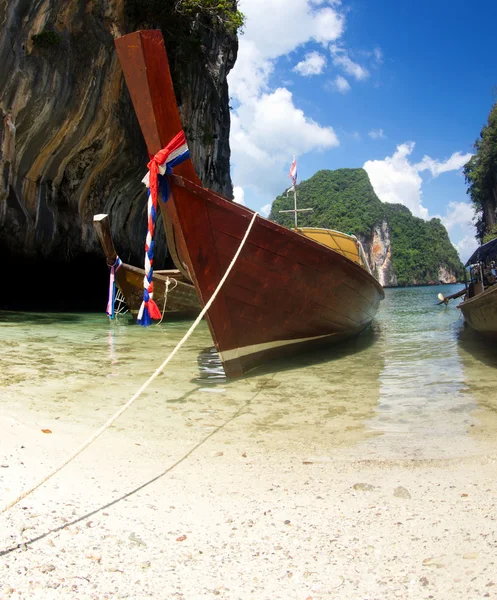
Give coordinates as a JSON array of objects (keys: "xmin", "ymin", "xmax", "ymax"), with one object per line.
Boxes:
[{"xmin": 465, "ymin": 237, "xmax": 497, "ymax": 266}]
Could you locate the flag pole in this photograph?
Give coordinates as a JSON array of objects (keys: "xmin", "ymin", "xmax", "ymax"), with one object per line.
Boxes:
[
  {"xmin": 279, "ymin": 155, "xmax": 312, "ymax": 229},
  {"xmin": 294, "ymin": 185, "xmax": 298, "ymax": 229}
]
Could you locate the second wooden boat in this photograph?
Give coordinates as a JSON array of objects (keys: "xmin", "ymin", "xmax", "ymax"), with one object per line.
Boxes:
[
  {"xmin": 115, "ymin": 30, "xmax": 384, "ymax": 377},
  {"xmin": 93, "ymin": 214, "xmax": 200, "ymax": 320},
  {"xmin": 457, "ymin": 239, "xmax": 497, "ymax": 338}
]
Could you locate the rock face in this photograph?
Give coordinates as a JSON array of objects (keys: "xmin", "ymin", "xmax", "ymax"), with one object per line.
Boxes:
[
  {"xmin": 0, "ymin": 0, "xmax": 237, "ymax": 308},
  {"xmin": 366, "ymin": 219, "xmax": 397, "ymax": 287},
  {"xmin": 437, "ymin": 266, "xmax": 457, "ymax": 284}
]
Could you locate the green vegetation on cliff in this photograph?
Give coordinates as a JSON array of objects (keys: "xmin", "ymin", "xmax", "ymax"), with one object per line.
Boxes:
[
  {"xmin": 127, "ymin": 0, "xmax": 244, "ymax": 44},
  {"xmin": 269, "ymin": 169, "xmax": 464, "ymax": 286},
  {"xmin": 464, "ymin": 101, "xmax": 497, "ymax": 243}
]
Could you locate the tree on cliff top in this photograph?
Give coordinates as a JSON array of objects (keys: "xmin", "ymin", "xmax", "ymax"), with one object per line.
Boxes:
[
  {"xmin": 463, "ymin": 100, "xmax": 497, "ymax": 243},
  {"xmin": 127, "ymin": 0, "xmax": 244, "ymax": 43}
]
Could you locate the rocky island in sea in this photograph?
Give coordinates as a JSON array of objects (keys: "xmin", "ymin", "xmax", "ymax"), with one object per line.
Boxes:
[{"xmin": 270, "ymin": 168, "xmax": 464, "ymax": 287}]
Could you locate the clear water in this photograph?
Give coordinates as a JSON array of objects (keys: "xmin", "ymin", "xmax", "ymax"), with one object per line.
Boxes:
[{"xmin": 1, "ymin": 284, "xmax": 497, "ymax": 460}]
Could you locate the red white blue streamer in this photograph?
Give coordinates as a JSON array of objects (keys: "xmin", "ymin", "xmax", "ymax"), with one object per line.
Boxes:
[
  {"xmin": 106, "ymin": 256, "xmax": 122, "ymax": 319},
  {"xmin": 137, "ymin": 131, "xmax": 190, "ymax": 326},
  {"xmin": 289, "ymin": 155, "xmax": 297, "ymax": 185}
]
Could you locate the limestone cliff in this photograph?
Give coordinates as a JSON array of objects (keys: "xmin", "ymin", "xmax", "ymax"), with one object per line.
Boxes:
[
  {"xmin": 367, "ymin": 219, "xmax": 397, "ymax": 287},
  {"xmin": 0, "ymin": 0, "xmax": 237, "ymax": 308}
]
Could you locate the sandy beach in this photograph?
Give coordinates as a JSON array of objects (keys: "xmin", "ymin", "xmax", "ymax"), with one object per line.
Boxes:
[
  {"xmin": 2, "ymin": 371, "xmax": 497, "ymax": 600},
  {"xmin": 1, "ymin": 306, "xmax": 497, "ymax": 599}
]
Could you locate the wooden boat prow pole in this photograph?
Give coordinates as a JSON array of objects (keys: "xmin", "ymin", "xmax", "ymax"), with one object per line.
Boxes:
[
  {"xmin": 115, "ymin": 30, "xmax": 385, "ymax": 377},
  {"xmin": 115, "ymin": 30, "xmax": 202, "ymax": 282},
  {"xmin": 93, "ymin": 213, "xmax": 200, "ymax": 320}
]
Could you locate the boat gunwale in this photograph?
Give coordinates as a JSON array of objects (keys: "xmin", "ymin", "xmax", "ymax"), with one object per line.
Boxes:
[
  {"xmin": 170, "ymin": 174, "xmax": 385, "ymax": 299},
  {"xmin": 457, "ymin": 282, "xmax": 497, "ymax": 309}
]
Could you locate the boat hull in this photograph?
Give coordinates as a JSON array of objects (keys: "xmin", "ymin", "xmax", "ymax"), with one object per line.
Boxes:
[
  {"xmin": 93, "ymin": 214, "xmax": 200, "ymax": 319},
  {"xmin": 115, "ymin": 264, "xmax": 200, "ymax": 319},
  {"xmin": 458, "ymin": 285, "xmax": 497, "ymax": 339},
  {"xmin": 165, "ymin": 176, "xmax": 384, "ymax": 377}
]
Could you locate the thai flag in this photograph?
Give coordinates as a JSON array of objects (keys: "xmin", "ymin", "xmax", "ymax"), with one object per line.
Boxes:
[{"xmin": 289, "ymin": 156, "xmax": 297, "ymax": 185}]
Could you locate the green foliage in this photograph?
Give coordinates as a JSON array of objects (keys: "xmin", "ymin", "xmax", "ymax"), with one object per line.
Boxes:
[
  {"xmin": 464, "ymin": 101, "xmax": 497, "ymax": 241},
  {"xmin": 483, "ymin": 223, "xmax": 497, "ymax": 244},
  {"xmin": 126, "ymin": 0, "xmax": 244, "ymax": 48},
  {"xmin": 270, "ymin": 169, "xmax": 384, "ymax": 237},
  {"xmin": 32, "ymin": 30, "xmax": 63, "ymax": 49},
  {"xmin": 270, "ymin": 168, "xmax": 465, "ymax": 285},
  {"xmin": 176, "ymin": 0, "xmax": 244, "ymax": 33}
]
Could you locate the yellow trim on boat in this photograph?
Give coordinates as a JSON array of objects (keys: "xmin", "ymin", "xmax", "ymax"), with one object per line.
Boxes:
[{"xmin": 297, "ymin": 227, "xmax": 364, "ymax": 267}]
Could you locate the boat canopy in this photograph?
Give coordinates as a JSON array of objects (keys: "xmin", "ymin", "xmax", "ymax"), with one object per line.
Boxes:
[{"xmin": 465, "ymin": 237, "xmax": 497, "ymax": 266}]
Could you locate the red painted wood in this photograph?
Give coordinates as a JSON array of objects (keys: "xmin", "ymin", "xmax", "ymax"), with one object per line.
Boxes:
[
  {"xmin": 167, "ymin": 175, "xmax": 384, "ymax": 376},
  {"xmin": 114, "ymin": 31, "xmax": 201, "ymax": 282},
  {"xmin": 115, "ymin": 30, "xmax": 385, "ymax": 377}
]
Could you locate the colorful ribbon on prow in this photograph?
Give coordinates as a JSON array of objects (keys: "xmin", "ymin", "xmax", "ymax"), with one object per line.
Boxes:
[
  {"xmin": 106, "ymin": 256, "xmax": 122, "ymax": 319},
  {"xmin": 138, "ymin": 131, "xmax": 190, "ymax": 326}
]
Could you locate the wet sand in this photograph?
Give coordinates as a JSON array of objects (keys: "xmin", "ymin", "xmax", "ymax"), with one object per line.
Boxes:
[{"xmin": 1, "ymin": 295, "xmax": 497, "ymax": 599}]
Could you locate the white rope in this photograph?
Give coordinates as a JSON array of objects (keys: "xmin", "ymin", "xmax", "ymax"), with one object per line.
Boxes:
[
  {"xmin": 1, "ymin": 211, "xmax": 258, "ymax": 515},
  {"xmin": 157, "ymin": 276, "xmax": 178, "ymax": 325}
]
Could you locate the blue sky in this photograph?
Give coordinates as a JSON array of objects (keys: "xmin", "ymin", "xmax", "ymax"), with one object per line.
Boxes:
[{"xmin": 227, "ymin": 0, "xmax": 497, "ymax": 261}]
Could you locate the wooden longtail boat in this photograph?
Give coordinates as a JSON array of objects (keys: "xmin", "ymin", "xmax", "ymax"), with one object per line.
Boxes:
[
  {"xmin": 114, "ymin": 30, "xmax": 385, "ymax": 377},
  {"xmin": 457, "ymin": 239, "xmax": 497, "ymax": 338},
  {"xmin": 93, "ymin": 214, "xmax": 200, "ymax": 320}
]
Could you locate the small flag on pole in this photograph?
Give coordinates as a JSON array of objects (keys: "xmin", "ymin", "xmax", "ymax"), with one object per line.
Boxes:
[{"xmin": 289, "ymin": 155, "xmax": 297, "ymax": 185}]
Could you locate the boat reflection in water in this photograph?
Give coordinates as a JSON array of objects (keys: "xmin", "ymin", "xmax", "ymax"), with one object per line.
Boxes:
[
  {"xmin": 457, "ymin": 325, "xmax": 497, "ymax": 441},
  {"xmin": 193, "ymin": 324, "xmax": 385, "ymax": 451}
]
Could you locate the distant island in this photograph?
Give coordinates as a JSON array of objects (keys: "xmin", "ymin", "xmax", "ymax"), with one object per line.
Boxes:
[{"xmin": 270, "ymin": 168, "xmax": 464, "ymax": 287}]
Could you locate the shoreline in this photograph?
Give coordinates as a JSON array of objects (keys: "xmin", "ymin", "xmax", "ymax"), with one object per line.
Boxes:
[{"xmin": 2, "ymin": 381, "xmax": 497, "ymax": 599}]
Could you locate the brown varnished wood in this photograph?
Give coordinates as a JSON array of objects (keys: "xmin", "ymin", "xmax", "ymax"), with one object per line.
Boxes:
[
  {"xmin": 92, "ymin": 214, "xmax": 200, "ymax": 320},
  {"xmin": 167, "ymin": 174, "xmax": 383, "ymax": 376},
  {"xmin": 458, "ymin": 284, "xmax": 497, "ymax": 338},
  {"xmin": 114, "ymin": 31, "xmax": 200, "ymax": 281},
  {"xmin": 114, "ymin": 31, "xmax": 200, "ymax": 184},
  {"xmin": 93, "ymin": 214, "xmax": 117, "ymax": 265},
  {"xmin": 114, "ymin": 30, "xmax": 384, "ymax": 377}
]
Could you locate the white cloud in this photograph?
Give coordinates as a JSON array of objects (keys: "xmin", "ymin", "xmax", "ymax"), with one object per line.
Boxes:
[
  {"xmin": 416, "ymin": 151, "xmax": 472, "ymax": 177},
  {"xmin": 368, "ymin": 129, "xmax": 386, "ymax": 140},
  {"xmin": 363, "ymin": 142, "xmax": 472, "ymax": 219},
  {"xmin": 369, "ymin": 128, "xmax": 385, "ymax": 139},
  {"xmin": 455, "ymin": 234, "xmax": 478, "ymax": 262},
  {"xmin": 236, "ymin": 0, "xmax": 344, "ymax": 63},
  {"xmin": 332, "ymin": 74, "xmax": 351, "ymax": 93},
  {"xmin": 373, "ymin": 47, "xmax": 383, "ymax": 64},
  {"xmin": 233, "ymin": 186, "xmax": 245, "ymax": 205},
  {"xmin": 293, "ymin": 51, "xmax": 327, "ymax": 76},
  {"xmin": 229, "ymin": 0, "xmax": 343, "ymax": 199},
  {"xmin": 364, "ymin": 142, "xmax": 428, "ymax": 218},
  {"xmin": 439, "ymin": 201, "xmax": 477, "ymax": 263},
  {"xmin": 330, "ymin": 44, "xmax": 369, "ymax": 80},
  {"xmin": 441, "ymin": 201, "xmax": 474, "ymax": 232},
  {"xmin": 231, "ymin": 87, "xmax": 338, "ymax": 197},
  {"xmin": 261, "ymin": 203, "xmax": 272, "ymax": 217}
]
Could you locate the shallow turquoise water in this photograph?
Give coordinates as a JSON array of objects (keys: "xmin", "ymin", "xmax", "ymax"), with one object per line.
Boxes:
[{"xmin": 1, "ymin": 285, "xmax": 496, "ymax": 459}]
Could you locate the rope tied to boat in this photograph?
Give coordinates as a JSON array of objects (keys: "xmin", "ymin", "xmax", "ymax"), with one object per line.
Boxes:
[
  {"xmin": 0, "ymin": 211, "xmax": 258, "ymax": 516},
  {"xmin": 138, "ymin": 131, "xmax": 190, "ymax": 326},
  {"xmin": 106, "ymin": 256, "xmax": 122, "ymax": 319},
  {"xmin": 157, "ymin": 276, "xmax": 178, "ymax": 325}
]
